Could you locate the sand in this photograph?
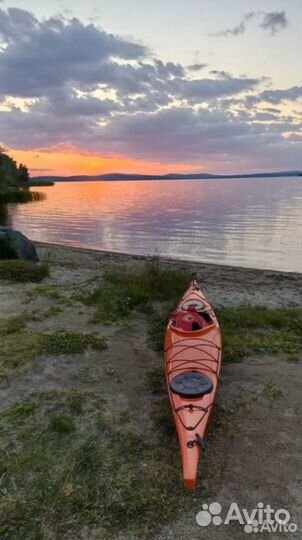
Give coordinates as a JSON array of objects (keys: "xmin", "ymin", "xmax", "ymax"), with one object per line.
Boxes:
[{"xmin": 37, "ymin": 242, "xmax": 302, "ymax": 308}]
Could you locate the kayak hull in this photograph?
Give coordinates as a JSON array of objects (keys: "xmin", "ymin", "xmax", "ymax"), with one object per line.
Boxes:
[{"xmin": 164, "ymin": 280, "xmax": 222, "ymax": 489}]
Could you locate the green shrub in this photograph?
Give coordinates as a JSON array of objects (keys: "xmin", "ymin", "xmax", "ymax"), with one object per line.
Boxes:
[{"xmin": 82, "ymin": 260, "xmax": 189, "ymax": 323}]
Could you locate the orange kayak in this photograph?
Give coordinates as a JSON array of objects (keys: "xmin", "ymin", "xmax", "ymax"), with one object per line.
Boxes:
[{"xmin": 164, "ymin": 277, "xmax": 222, "ymax": 489}]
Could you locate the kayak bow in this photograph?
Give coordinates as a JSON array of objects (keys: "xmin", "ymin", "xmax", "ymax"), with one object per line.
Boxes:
[{"xmin": 164, "ymin": 277, "xmax": 222, "ymax": 489}]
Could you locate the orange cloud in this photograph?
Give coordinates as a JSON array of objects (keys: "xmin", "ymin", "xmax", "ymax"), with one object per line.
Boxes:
[{"xmin": 8, "ymin": 148, "xmax": 202, "ymax": 177}]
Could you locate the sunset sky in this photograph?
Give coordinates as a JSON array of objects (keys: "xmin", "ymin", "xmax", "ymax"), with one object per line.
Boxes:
[{"xmin": 0, "ymin": 0, "xmax": 301, "ymax": 176}]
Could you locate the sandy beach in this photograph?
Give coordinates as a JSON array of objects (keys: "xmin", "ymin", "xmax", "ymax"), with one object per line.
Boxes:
[
  {"xmin": 0, "ymin": 242, "xmax": 301, "ymax": 540},
  {"xmin": 36, "ymin": 242, "xmax": 302, "ymax": 308}
]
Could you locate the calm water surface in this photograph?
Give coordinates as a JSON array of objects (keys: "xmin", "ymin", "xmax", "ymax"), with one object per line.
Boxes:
[{"xmin": 4, "ymin": 177, "xmax": 302, "ymax": 272}]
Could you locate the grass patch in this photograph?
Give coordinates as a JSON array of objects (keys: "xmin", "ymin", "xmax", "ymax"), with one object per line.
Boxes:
[
  {"xmin": 206, "ymin": 402, "xmax": 234, "ymax": 441},
  {"xmin": 0, "ymin": 331, "xmax": 45, "ymax": 376},
  {"xmin": 26, "ymin": 286, "xmax": 61, "ymax": 299},
  {"xmin": 147, "ymin": 306, "xmax": 302, "ymax": 362},
  {"xmin": 0, "ymin": 236, "xmax": 18, "ymax": 259},
  {"xmin": 150, "ymin": 396, "xmax": 175, "ymax": 438},
  {"xmin": 105, "ymin": 260, "xmax": 189, "ymax": 302},
  {"xmin": 44, "ymin": 331, "xmax": 107, "ymax": 355},
  {"xmin": 27, "ymin": 306, "xmax": 63, "ymax": 321},
  {"xmin": 41, "ymin": 306, "xmax": 63, "ymax": 318},
  {"xmin": 216, "ymin": 307, "xmax": 302, "ymax": 363},
  {"xmin": 68, "ymin": 391, "xmax": 85, "ymax": 415},
  {"xmin": 0, "ymin": 391, "xmax": 190, "ymax": 539},
  {"xmin": 49, "ymin": 414, "xmax": 75, "ymax": 433},
  {"xmin": 81, "ymin": 260, "xmax": 189, "ymax": 324},
  {"xmin": 262, "ymin": 382, "xmax": 284, "ymax": 402},
  {"xmin": 217, "ymin": 306, "xmax": 301, "ymax": 331},
  {"xmin": 1, "ymin": 401, "xmax": 38, "ymax": 424},
  {"xmin": 234, "ymin": 384, "xmax": 284, "ymax": 408},
  {"xmin": 148, "ymin": 310, "xmax": 170, "ymax": 352},
  {"xmin": 0, "ymin": 260, "xmax": 49, "ymax": 282},
  {"xmin": 144, "ymin": 366, "xmax": 166, "ymax": 395},
  {"xmin": 222, "ymin": 330, "xmax": 301, "ymax": 362},
  {"xmin": 85, "ymin": 284, "xmax": 136, "ymax": 323},
  {"xmin": 234, "ymin": 388, "xmax": 259, "ymax": 410},
  {"xmin": 0, "ymin": 316, "xmax": 26, "ymax": 336},
  {"xmin": 0, "ymin": 330, "xmax": 107, "ymax": 379}
]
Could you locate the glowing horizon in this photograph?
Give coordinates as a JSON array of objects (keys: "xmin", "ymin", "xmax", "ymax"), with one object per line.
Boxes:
[{"xmin": 9, "ymin": 148, "xmax": 207, "ymax": 177}]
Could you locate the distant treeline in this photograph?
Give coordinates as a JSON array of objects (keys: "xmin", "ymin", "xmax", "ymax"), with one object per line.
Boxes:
[
  {"xmin": 0, "ymin": 147, "xmax": 30, "ymax": 190},
  {"xmin": 35, "ymin": 170, "xmax": 301, "ymax": 183}
]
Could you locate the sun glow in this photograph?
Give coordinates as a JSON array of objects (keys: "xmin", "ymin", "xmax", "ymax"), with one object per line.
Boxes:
[{"xmin": 8, "ymin": 148, "xmax": 202, "ymax": 177}]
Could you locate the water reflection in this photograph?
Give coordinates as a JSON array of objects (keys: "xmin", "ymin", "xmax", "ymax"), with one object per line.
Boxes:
[
  {"xmin": 0, "ymin": 204, "xmax": 10, "ymax": 226},
  {"xmin": 0, "ymin": 191, "xmax": 46, "ymax": 227},
  {"xmin": 29, "ymin": 191, "xmax": 47, "ymax": 202},
  {"xmin": 6, "ymin": 178, "xmax": 302, "ymax": 272}
]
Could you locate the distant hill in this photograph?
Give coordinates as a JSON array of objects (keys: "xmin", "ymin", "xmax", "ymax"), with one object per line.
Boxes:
[{"xmin": 32, "ymin": 170, "xmax": 301, "ymax": 183}]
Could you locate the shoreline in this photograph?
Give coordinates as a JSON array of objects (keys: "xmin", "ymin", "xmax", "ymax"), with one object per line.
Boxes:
[
  {"xmin": 35, "ymin": 240, "xmax": 301, "ymax": 278},
  {"xmin": 35, "ymin": 241, "xmax": 301, "ymax": 309}
]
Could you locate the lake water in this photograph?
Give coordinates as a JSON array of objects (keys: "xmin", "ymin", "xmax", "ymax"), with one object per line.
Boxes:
[{"xmin": 2, "ymin": 177, "xmax": 302, "ymax": 272}]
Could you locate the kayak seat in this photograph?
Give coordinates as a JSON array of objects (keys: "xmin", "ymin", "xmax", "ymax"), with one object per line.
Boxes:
[{"xmin": 170, "ymin": 371, "xmax": 213, "ymax": 398}]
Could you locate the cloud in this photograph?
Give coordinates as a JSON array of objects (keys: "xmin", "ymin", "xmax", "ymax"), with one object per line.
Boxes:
[
  {"xmin": 172, "ymin": 74, "xmax": 259, "ymax": 103},
  {"xmin": 215, "ymin": 10, "xmax": 288, "ymax": 37},
  {"xmin": 215, "ymin": 21, "xmax": 246, "ymax": 37},
  {"xmin": 1, "ymin": 100, "xmax": 300, "ymax": 172},
  {"xmin": 36, "ymin": 88, "xmax": 121, "ymax": 117},
  {"xmin": 187, "ymin": 63, "xmax": 208, "ymax": 72},
  {"xmin": 0, "ymin": 8, "xmax": 147, "ymax": 98},
  {"xmin": 252, "ymin": 112, "xmax": 280, "ymax": 122},
  {"xmin": 0, "ymin": 7, "xmax": 258, "ymax": 109},
  {"xmin": 260, "ymin": 11, "xmax": 288, "ymax": 35},
  {"xmin": 260, "ymin": 86, "xmax": 301, "ymax": 104},
  {"xmin": 214, "ymin": 12, "xmax": 256, "ymax": 36},
  {"xmin": 0, "ymin": 7, "xmax": 300, "ymax": 173},
  {"xmin": 245, "ymin": 86, "xmax": 301, "ymax": 106},
  {"xmin": 263, "ymin": 107, "xmax": 282, "ymax": 114},
  {"xmin": 0, "ymin": 7, "xmax": 38, "ymax": 43}
]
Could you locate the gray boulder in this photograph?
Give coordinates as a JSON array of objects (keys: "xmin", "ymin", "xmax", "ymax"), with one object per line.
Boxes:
[{"xmin": 0, "ymin": 227, "xmax": 39, "ymax": 262}]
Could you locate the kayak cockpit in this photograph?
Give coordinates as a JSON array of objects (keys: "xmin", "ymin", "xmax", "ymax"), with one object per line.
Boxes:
[{"xmin": 169, "ymin": 304, "xmax": 214, "ymax": 332}]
